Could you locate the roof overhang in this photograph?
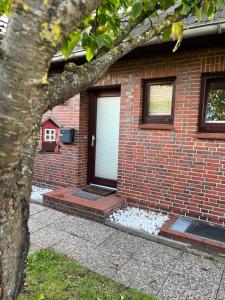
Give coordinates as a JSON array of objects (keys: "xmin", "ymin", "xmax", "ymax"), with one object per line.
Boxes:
[{"xmin": 52, "ymin": 20, "xmax": 225, "ymax": 63}]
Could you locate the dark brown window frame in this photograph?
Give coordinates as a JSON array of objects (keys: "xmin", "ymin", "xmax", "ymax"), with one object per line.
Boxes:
[
  {"xmin": 142, "ymin": 77, "xmax": 176, "ymax": 125},
  {"xmin": 198, "ymin": 73, "xmax": 225, "ymax": 133}
]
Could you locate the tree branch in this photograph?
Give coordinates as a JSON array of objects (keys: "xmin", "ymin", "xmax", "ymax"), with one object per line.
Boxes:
[
  {"xmin": 40, "ymin": 11, "xmax": 182, "ymax": 112},
  {"xmin": 96, "ymin": 10, "xmax": 156, "ymax": 57},
  {"xmin": 112, "ymin": 11, "xmax": 150, "ymax": 48},
  {"xmin": 0, "ymin": 0, "xmax": 102, "ymax": 177}
]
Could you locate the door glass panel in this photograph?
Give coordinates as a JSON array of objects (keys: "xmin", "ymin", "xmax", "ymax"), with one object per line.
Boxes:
[{"xmin": 95, "ymin": 96, "xmax": 120, "ymax": 180}]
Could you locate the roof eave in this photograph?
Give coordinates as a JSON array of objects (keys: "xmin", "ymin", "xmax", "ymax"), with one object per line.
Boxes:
[{"xmin": 52, "ymin": 20, "xmax": 225, "ymax": 63}]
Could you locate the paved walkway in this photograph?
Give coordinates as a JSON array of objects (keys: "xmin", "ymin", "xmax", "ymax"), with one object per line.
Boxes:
[{"xmin": 29, "ymin": 203, "xmax": 225, "ymax": 300}]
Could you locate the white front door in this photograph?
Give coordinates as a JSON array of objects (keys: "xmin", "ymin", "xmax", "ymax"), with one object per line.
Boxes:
[{"xmin": 89, "ymin": 92, "xmax": 120, "ymax": 187}]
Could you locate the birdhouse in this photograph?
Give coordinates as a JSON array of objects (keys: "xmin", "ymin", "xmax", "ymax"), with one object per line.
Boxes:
[{"xmin": 41, "ymin": 117, "xmax": 61, "ymax": 153}]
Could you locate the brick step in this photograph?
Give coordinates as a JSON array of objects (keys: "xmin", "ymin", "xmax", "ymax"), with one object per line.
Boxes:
[
  {"xmin": 43, "ymin": 187, "xmax": 125, "ymax": 222},
  {"xmin": 160, "ymin": 216, "xmax": 225, "ymax": 255}
]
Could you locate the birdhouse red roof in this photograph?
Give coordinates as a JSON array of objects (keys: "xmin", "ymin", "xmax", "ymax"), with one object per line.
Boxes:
[{"xmin": 41, "ymin": 116, "xmax": 62, "ymax": 128}]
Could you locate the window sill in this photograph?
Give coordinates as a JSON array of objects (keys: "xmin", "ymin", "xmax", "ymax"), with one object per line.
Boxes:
[
  {"xmin": 139, "ymin": 124, "xmax": 174, "ymax": 130},
  {"xmin": 195, "ymin": 132, "xmax": 225, "ymax": 140}
]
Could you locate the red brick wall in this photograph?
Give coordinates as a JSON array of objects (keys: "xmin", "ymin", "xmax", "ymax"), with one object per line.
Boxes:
[
  {"xmin": 33, "ymin": 94, "xmax": 82, "ymax": 188},
  {"xmin": 115, "ymin": 47, "xmax": 225, "ymax": 225},
  {"xmin": 77, "ymin": 91, "xmax": 89, "ymax": 187},
  {"xmin": 33, "ymin": 45, "xmax": 225, "ymax": 224}
]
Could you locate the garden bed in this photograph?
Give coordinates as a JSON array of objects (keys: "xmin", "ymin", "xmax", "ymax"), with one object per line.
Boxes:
[
  {"xmin": 108, "ymin": 207, "xmax": 169, "ymax": 235},
  {"xmin": 31, "ymin": 185, "xmax": 52, "ymax": 204}
]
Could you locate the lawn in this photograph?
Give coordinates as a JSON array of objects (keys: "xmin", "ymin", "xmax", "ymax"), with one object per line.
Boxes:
[{"xmin": 18, "ymin": 249, "xmax": 156, "ymax": 300}]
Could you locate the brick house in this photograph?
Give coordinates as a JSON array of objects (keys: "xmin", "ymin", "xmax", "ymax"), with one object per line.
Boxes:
[{"xmin": 33, "ymin": 14, "xmax": 225, "ymax": 225}]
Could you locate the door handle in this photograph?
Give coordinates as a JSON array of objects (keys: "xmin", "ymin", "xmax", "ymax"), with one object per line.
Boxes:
[{"xmin": 91, "ymin": 134, "xmax": 95, "ymax": 147}]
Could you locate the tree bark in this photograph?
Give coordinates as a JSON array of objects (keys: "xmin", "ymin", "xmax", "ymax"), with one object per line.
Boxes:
[{"xmin": 0, "ymin": 1, "xmax": 101, "ymax": 298}]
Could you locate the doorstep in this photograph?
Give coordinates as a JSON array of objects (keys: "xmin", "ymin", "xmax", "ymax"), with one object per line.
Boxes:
[
  {"xmin": 43, "ymin": 187, "xmax": 125, "ymax": 222},
  {"xmin": 160, "ymin": 215, "xmax": 225, "ymax": 255}
]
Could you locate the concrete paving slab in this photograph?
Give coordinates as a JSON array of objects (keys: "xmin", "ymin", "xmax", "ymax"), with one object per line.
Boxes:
[
  {"xmin": 158, "ymin": 252, "xmax": 224, "ymax": 300},
  {"xmin": 29, "ymin": 226, "xmax": 71, "ymax": 254},
  {"xmin": 216, "ymin": 270, "xmax": 225, "ymax": 300},
  {"xmin": 84, "ymin": 245, "xmax": 131, "ymax": 273},
  {"xmin": 115, "ymin": 257, "xmax": 170, "ymax": 296},
  {"xmin": 102, "ymin": 230, "xmax": 175, "ymax": 263},
  {"xmin": 30, "ymin": 203, "xmax": 47, "ymax": 216},
  {"xmin": 51, "ymin": 233, "xmax": 96, "ymax": 267},
  {"xmin": 50, "ymin": 215, "xmax": 117, "ymax": 245},
  {"xmin": 30, "ymin": 207, "xmax": 66, "ymax": 225},
  {"xmin": 102, "ymin": 231, "xmax": 182, "ymax": 274},
  {"xmin": 132, "ymin": 237, "xmax": 182, "ymax": 267},
  {"xmin": 28, "ymin": 218, "xmax": 49, "ymax": 233},
  {"xmin": 85, "ymin": 261, "xmax": 119, "ymax": 280},
  {"xmin": 52, "ymin": 234, "xmax": 121, "ymax": 279}
]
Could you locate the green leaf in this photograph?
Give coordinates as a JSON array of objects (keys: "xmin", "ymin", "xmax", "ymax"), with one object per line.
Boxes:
[
  {"xmin": 173, "ymin": 33, "xmax": 183, "ymax": 52},
  {"xmin": 0, "ymin": 0, "xmax": 11, "ymax": 16},
  {"xmin": 143, "ymin": 0, "xmax": 156, "ymax": 11},
  {"xmin": 131, "ymin": 3, "xmax": 143, "ymax": 18},
  {"xmin": 83, "ymin": 14, "xmax": 94, "ymax": 26},
  {"xmin": 85, "ymin": 47, "xmax": 94, "ymax": 62},
  {"xmin": 81, "ymin": 32, "xmax": 92, "ymax": 48},
  {"xmin": 207, "ymin": 4, "xmax": 215, "ymax": 21},
  {"xmin": 171, "ymin": 22, "xmax": 183, "ymax": 41},
  {"xmin": 61, "ymin": 31, "xmax": 81, "ymax": 58},
  {"xmin": 96, "ymin": 35, "xmax": 112, "ymax": 48},
  {"xmin": 194, "ymin": 5, "xmax": 201, "ymax": 22},
  {"xmin": 173, "ymin": 24, "xmax": 184, "ymax": 52},
  {"xmin": 107, "ymin": 16, "xmax": 120, "ymax": 33},
  {"xmin": 98, "ymin": 14, "xmax": 107, "ymax": 26},
  {"xmin": 159, "ymin": 0, "xmax": 175, "ymax": 11},
  {"xmin": 202, "ymin": 0, "xmax": 209, "ymax": 15},
  {"xmin": 180, "ymin": 3, "xmax": 191, "ymax": 16},
  {"xmin": 162, "ymin": 27, "xmax": 172, "ymax": 41}
]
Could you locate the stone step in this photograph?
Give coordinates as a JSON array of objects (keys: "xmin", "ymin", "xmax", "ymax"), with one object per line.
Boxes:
[{"xmin": 43, "ymin": 187, "xmax": 125, "ymax": 222}]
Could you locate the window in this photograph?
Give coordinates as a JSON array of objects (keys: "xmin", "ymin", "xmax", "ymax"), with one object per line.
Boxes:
[
  {"xmin": 44, "ymin": 129, "xmax": 56, "ymax": 141},
  {"xmin": 142, "ymin": 77, "xmax": 176, "ymax": 124},
  {"xmin": 199, "ymin": 74, "xmax": 225, "ymax": 133}
]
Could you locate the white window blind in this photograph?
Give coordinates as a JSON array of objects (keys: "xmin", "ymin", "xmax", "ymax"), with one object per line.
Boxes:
[{"xmin": 95, "ymin": 96, "xmax": 120, "ymax": 180}]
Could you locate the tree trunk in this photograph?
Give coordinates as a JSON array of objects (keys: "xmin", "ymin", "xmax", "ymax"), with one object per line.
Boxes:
[
  {"xmin": 0, "ymin": 123, "xmax": 42, "ymax": 299},
  {"xmin": 0, "ymin": 3, "xmax": 49, "ymax": 295},
  {"xmin": 0, "ymin": 0, "xmax": 101, "ymax": 298},
  {"xmin": 0, "ymin": 196, "xmax": 30, "ymax": 299}
]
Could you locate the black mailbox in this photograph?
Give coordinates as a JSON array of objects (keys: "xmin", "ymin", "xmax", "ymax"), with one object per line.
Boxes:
[{"xmin": 60, "ymin": 128, "xmax": 75, "ymax": 144}]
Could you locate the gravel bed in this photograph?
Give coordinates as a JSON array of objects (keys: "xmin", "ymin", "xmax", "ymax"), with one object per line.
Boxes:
[
  {"xmin": 31, "ymin": 185, "xmax": 52, "ymax": 203},
  {"xmin": 108, "ymin": 207, "xmax": 169, "ymax": 235}
]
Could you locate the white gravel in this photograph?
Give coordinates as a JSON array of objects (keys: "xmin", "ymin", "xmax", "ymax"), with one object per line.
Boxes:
[
  {"xmin": 31, "ymin": 185, "xmax": 52, "ymax": 204},
  {"xmin": 108, "ymin": 207, "xmax": 169, "ymax": 236}
]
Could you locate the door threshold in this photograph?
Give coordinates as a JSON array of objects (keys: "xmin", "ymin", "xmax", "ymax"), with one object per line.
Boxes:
[{"xmin": 89, "ymin": 183, "xmax": 117, "ymax": 191}]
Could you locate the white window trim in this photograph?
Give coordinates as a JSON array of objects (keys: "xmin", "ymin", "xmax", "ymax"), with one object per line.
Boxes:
[{"xmin": 44, "ymin": 128, "xmax": 56, "ymax": 141}]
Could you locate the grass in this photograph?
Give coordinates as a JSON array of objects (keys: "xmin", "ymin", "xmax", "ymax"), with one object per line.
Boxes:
[{"xmin": 18, "ymin": 249, "xmax": 156, "ymax": 300}]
